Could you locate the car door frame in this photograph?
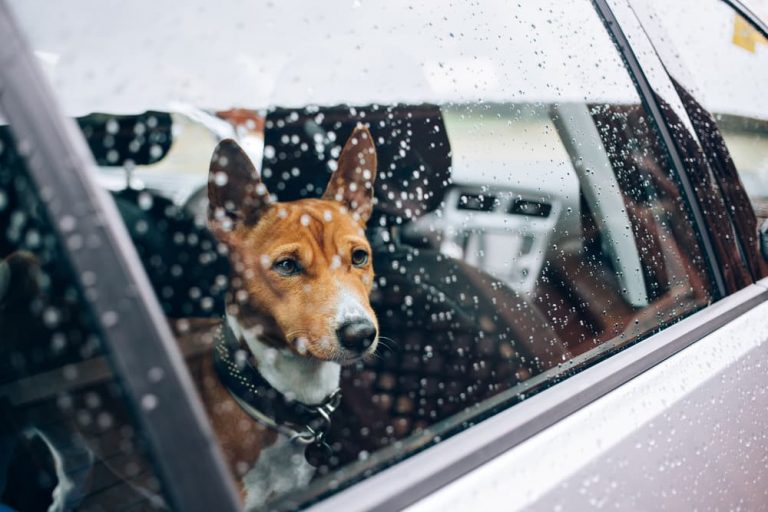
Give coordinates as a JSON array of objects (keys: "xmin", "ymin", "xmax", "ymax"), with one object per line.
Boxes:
[
  {"xmin": 624, "ymin": 0, "xmax": 768, "ymax": 281},
  {"xmin": 0, "ymin": 2, "xmax": 241, "ymax": 511}
]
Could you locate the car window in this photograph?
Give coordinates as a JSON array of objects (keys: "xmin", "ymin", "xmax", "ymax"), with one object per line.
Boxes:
[
  {"xmin": 0, "ymin": 128, "xmax": 171, "ymax": 510},
  {"xmin": 631, "ymin": 0, "xmax": 768, "ymax": 278},
  {"xmin": 7, "ymin": 0, "xmax": 716, "ymax": 508}
]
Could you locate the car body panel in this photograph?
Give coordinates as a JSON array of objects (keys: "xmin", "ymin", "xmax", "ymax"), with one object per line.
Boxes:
[{"xmin": 407, "ymin": 280, "xmax": 768, "ymax": 511}]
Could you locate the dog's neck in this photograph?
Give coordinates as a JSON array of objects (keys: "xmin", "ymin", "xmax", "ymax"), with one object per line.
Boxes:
[{"xmin": 225, "ymin": 315, "xmax": 341, "ymax": 405}]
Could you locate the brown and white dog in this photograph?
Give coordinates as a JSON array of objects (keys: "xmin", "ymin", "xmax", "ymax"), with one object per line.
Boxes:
[
  {"xmin": 193, "ymin": 125, "xmax": 380, "ymax": 507},
  {"xmin": 0, "ymin": 127, "xmax": 379, "ymax": 511}
]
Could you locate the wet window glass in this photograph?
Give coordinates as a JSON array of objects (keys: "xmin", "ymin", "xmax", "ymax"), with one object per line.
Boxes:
[
  {"xmin": 0, "ymin": 129, "xmax": 170, "ymax": 509},
  {"xmin": 633, "ymin": 0, "xmax": 768, "ymax": 226},
  {"xmin": 632, "ymin": 0, "xmax": 768, "ymax": 279},
  {"xmin": 7, "ymin": 0, "xmax": 715, "ymax": 509}
]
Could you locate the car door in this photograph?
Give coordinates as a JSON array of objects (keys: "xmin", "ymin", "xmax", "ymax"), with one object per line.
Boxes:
[{"xmin": 2, "ymin": 0, "xmax": 768, "ymax": 511}]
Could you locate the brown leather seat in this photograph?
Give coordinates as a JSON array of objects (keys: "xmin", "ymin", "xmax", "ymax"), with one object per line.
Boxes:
[{"xmin": 534, "ymin": 105, "xmax": 713, "ymax": 355}]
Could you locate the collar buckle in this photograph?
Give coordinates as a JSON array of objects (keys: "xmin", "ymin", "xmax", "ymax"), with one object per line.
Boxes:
[{"xmin": 290, "ymin": 388, "xmax": 342, "ymax": 445}]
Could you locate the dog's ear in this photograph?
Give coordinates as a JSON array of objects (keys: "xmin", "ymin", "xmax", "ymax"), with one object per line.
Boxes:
[
  {"xmin": 323, "ymin": 125, "xmax": 377, "ymax": 223},
  {"xmin": 208, "ymin": 139, "xmax": 272, "ymax": 230}
]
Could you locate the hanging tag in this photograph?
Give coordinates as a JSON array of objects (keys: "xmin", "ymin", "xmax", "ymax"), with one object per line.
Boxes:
[{"xmin": 304, "ymin": 440, "xmax": 332, "ymax": 468}]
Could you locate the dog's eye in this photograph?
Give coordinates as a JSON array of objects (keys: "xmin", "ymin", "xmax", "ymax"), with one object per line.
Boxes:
[
  {"xmin": 273, "ymin": 258, "xmax": 301, "ymax": 276},
  {"xmin": 351, "ymin": 249, "xmax": 369, "ymax": 267}
]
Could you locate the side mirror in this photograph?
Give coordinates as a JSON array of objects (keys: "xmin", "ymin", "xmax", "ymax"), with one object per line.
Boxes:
[{"xmin": 760, "ymin": 218, "xmax": 768, "ymax": 261}]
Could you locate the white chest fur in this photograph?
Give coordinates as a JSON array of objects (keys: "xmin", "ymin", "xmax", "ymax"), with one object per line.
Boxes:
[
  {"xmin": 225, "ymin": 316, "xmax": 339, "ymax": 508},
  {"xmin": 242, "ymin": 433, "xmax": 315, "ymax": 511},
  {"xmin": 226, "ymin": 315, "xmax": 340, "ymax": 405}
]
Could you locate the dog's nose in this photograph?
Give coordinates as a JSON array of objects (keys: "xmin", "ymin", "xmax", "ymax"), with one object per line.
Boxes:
[{"xmin": 336, "ymin": 320, "xmax": 376, "ymax": 352}]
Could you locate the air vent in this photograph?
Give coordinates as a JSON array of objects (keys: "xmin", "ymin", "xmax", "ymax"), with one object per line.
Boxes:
[
  {"xmin": 457, "ymin": 193, "xmax": 496, "ymax": 212},
  {"xmin": 509, "ymin": 199, "xmax": 551, "ymax": 217}
]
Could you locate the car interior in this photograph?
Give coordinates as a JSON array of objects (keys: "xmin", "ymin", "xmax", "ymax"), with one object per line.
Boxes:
[
  {"xmin": 0, "ymin": 126, "xmax": 165, "ymax": 510},
  {"xmin": 0, "ymin": 99, "xmax": 714, "ymax": 508}
]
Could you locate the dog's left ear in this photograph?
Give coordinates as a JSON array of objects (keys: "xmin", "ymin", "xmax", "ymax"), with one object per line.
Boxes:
[{"xmin": 323, "ymin": 125, "xmax": 377, "ymax": 223}]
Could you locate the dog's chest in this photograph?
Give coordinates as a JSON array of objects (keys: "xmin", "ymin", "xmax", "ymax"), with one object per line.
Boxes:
[
  {"xmin": 186, "ymin": 350, "xmax": 277, "ymax": 468},
  {"xmin": 242, "ymin": 435, "xmax": 315, "ymax": 510},
  {"xmin": 179, "ymin": 320, "xmax": 332, "ymax": 507},
  {"xmin": 186, "ymin": 347, "xmax": 315, "ymax": 507}
]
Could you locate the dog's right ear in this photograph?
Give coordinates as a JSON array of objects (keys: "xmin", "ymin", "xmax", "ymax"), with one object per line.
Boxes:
[{"xmin": 208, "ymin": 139, "xmax": 272, "ymax": 230}]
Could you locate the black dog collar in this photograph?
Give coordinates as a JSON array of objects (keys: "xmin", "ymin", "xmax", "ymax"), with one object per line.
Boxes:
[{"xmin": 213, "ymin": 319, "xmax": 341, "ymax": 466}]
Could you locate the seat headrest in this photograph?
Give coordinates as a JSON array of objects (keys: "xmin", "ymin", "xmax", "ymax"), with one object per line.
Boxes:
[{"xmin": 262, "ymin": 104, "xmax": 452, "ymax": 224}]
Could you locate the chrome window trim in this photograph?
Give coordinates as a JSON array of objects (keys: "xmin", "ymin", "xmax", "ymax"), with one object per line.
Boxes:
[{"xmin": 0, "ymin": 2, "xmax": 241, "ymax": 510}]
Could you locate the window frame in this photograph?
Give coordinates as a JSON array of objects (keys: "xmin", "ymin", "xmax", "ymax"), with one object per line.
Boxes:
[
  {"xmin": 599, "ymin": 0, "xmax": 743, "ymax": 297},
  {"xmin": 725, "ymin": 0, "xmax": 768, "ymax": 34},
  {"xmin": 0, "ymin": 4, "xmax": 241, "ymax": 511},
  {"xmin": 627, "ymin": 0, "xmax": 768, "ymax": 281},
  {"xmin": 721, "ymin": 0, "xmax": 768, "ymax": 278},
  {"xmin": 0, "ymin": 1, "xmax": 765, "ymax": 511}
]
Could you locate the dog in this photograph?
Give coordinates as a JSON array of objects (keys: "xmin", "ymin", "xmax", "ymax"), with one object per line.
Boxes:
[
  {"xmin": 0, "ymin": 125, "xmax": 379, "ymax": 510},
  {"xmin": 189, "ymin": 124, "xmax": 380, "ymax": 508}
]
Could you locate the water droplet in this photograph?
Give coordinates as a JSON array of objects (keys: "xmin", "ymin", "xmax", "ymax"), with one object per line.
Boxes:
[
  {"xmin": 214, "ymin": 171, "xmax": 228, "ymax": 186},
  {"xmin": 148, "ymin": 367, "xmax": 164, "ymax": 383},
  {"xmin": 60, "ymin": 215, "xmax": 76, "ymax": 232},
  {"xmin": 101, "ymin": 311, "xmax": 119, "ymax": 327},
  {"xmin": 141, "ymin": 394, "xmax": 158, "ymax": 411}
]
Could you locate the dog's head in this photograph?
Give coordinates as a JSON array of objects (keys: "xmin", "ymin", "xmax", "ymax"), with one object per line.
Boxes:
[{"xmin": 207, "ymin": 126, "xmax": 378, "ymax": 364}]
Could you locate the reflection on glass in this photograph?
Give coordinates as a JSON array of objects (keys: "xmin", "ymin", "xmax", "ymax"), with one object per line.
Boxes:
[{"xmin": 636, "ymin": 0, "xmax": 768, "ymax": 219}]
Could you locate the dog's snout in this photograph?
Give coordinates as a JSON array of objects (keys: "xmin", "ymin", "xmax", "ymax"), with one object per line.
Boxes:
[{"xmin": 336, "ymin": 320, "xmax": 376, "ymax": 352}]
